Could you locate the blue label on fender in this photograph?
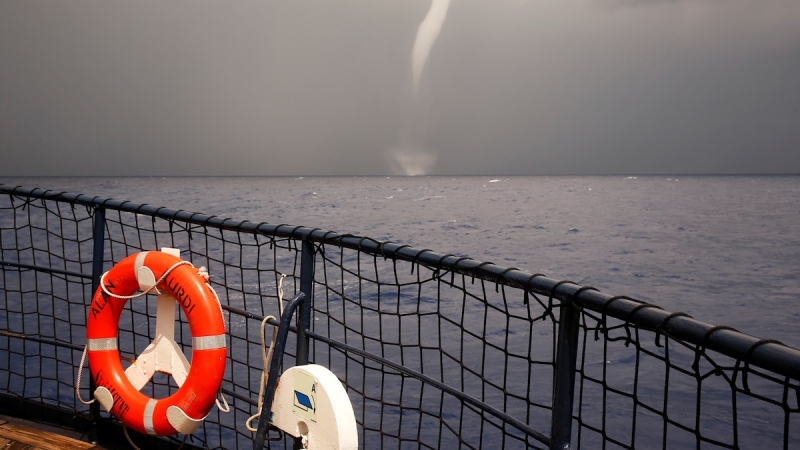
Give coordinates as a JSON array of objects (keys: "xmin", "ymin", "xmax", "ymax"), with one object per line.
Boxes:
[
  {"xmin": 292, "ymin": 371, "xmax": 317, "ymax": 422},
  {"xmin": 294, "ymin": 391, "xmax": 313, "ymax": 410}
]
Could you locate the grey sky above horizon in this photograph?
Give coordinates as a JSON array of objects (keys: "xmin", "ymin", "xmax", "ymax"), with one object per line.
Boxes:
[{"xmin": 1, "ymin": 0, "xmax": 799, "ymax": 176}]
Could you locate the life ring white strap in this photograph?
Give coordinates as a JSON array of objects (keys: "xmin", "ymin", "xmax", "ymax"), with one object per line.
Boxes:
[
  {"xmin": 87, "ymin": 337, "xmax": 117, "ymax": 351},
  {"xmin": 167, "ymin": 405, "xmax": 205, "ymax": 435},
  {"xmin": 94, "ymin": 389, "xmax": 160, "ymax": 436},
  {"xmin": 193, "ymin": 334, "xmax": 226, "ymax": 350},
  {"xmin": 135, "ymin": 252, "xmax": 161, "ymax": 295},
  {"xmin": 94, "ymin": 386, "xmax": 114, "ymax": 412},
  {"xmin": 134, "ymin": 251, "xmax": 149, "ymax": 273},
  {"xmin": 143, "ymin": 398, "xmax": 159, "ymax": 435}
]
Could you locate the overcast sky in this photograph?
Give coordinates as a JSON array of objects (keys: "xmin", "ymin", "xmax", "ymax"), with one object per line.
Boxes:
[{"xmin": 1, "ymin": 0, "xmax": 798, "ymax": 176}]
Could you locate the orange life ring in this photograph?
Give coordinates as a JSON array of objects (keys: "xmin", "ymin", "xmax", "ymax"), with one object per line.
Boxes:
[{"xmin": 86, "ymin": 251, "xmax": 226, "ymax": 436}]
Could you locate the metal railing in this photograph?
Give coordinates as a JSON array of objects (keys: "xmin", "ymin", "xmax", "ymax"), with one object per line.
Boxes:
[{"xmin": 0, "ymin": 184, "xmax": 798, "ymax": 449}]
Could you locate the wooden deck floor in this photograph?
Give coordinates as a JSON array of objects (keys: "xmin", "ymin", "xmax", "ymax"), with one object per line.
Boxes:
[{"xmin": 0, "ymin": 417, "xmax": 103, "ymax": 450}]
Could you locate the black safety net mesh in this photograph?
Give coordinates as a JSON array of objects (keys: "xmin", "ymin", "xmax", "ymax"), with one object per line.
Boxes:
[{"xmin": 0, "ymin": 186, "xmax": 798, "ymax": 449}]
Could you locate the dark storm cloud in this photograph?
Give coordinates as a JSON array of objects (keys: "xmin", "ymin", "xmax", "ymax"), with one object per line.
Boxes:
[{"xmin": 1, "ymin": 0, "xmax": 798, "ymax": 176}]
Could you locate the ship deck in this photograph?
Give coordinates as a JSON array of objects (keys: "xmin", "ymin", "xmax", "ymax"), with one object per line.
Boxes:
[{"xmin": 0, "ymin": 415, "xmax": 103, "ymax": 450}]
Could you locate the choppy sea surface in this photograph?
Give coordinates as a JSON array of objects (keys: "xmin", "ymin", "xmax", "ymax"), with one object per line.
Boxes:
[{"xmin": 5, "ymin": 175, "xmax": 800, "ymax": 348}]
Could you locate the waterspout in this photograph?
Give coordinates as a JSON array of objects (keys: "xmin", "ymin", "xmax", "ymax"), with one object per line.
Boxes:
[{"xmin": 411, "ymin": 0, "xmax": 452, "ymax": 101}]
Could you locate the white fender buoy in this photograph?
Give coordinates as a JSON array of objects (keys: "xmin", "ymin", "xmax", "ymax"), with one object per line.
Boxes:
[{"xmin": 270, "ymin": 364, "xmax": 358, "ymax": 449}]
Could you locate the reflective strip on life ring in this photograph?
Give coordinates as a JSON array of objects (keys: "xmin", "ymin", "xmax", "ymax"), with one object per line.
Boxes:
[{"xmin": 86, "ymin": 251, "xmax": 226, "ymax": 436}]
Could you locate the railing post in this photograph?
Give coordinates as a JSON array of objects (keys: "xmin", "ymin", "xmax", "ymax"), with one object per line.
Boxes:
[
  {"xmin": 88, "ymin": 205, "xmax": 105, "ymax": 442},
  {"xmin": 253, "ymin": 293, "xmax": 306, "ymax": 449},
  {"xmin": 296, "ymin": 238, "xmax": 315, "ymax": 366},
  {"xmin": 551, "ymin": 298, "xmax": 580, "ymax": 450}
]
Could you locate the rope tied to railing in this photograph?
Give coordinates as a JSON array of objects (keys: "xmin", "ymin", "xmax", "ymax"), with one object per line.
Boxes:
[
  {"xmin": 495, "ymin": 267, "xmax": 519, "ymax": 293},
  {"xmin": 654, "ymin": 312, "xmax": 692, "ymax": 348},
  {"xmin": 245, "ymin": 274, "xmax": 286, "ymax": 433},
  {"xmin": 692, "ymin": 325, "xmax": 738, "ymax": 374},
  {"xmin": 741, "ymin": 338, "xmax": 785, "ymax": 393},
  {"xmin": 547, "ymin": 279, "xmax": 576, "ymax": 321},
  {"xmin": 595, "ymin": 296, "xmax": 634, "ymax": 341},
  {"xmin": 75, "ymin": 345, "xmax": 95, "ymax": 406},
  {"xmin": 619, "ymin": 302, "xmax": 664, "ymax": 347}
]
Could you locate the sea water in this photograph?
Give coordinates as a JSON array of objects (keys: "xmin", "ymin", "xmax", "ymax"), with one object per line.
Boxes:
[{"xmin": 6, "ymin": 175, "xmax": 800, "ymax": 349}]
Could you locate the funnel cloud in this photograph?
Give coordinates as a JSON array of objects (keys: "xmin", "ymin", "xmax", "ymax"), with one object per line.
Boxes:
[{"xmin": 411, "ymin": 0, "xmax": 452, "ymax": 101}]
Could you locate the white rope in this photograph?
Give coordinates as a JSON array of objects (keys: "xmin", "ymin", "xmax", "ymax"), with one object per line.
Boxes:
[
  {"xmin": 75, "ymin": 344, "xmax": 95, "ymax": 405},
  {"xmin": 123, "ymin": 425, "xmax": 144, "ymax": 450},
  {"xmin": 199, "ymin": 265, "xmax": 228, "ymax": 333},
  {"xmin": 245, "ymin": 274, "xmax": 286, "ymax": 432},
  {"xmin": 216, "ymin": 387, "xmax": 230, "ymax": 413},
  {"xmin": 198, "ymin": 264, "xmax": 231, "ymax": 413},
  {"xmin": 99, "ymin": 260, "xmax": 192, "ymax": 300}
]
